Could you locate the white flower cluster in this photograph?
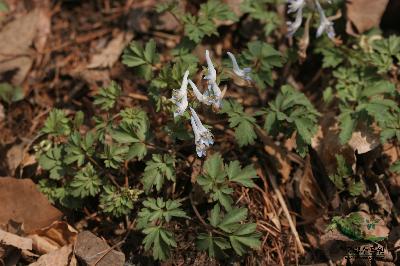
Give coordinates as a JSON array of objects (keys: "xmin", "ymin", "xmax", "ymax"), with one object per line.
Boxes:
[
  {"xmin": 170, "ymin": 50, "xmax": 251, "ymax": 157},
  {"xmin": 286, "ymin": 0, "xmax": 335, "ymax": 40}
]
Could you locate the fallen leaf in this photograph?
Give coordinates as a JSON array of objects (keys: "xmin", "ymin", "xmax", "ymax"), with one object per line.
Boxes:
[
  {"xmin": 311, "ymin": 113, "xmax": 356, "ymax": 176},
  {"xmin": 299, "ymin": 156, "xmax": 327, "ymax": 218},
  {"xmin": 358, "ymin": 212, "xmax": 389, "ymax": 240},
  {"xmin": 87, "ymin": 31, "xmax": 133, "ymax": 69},
  {"xmin": 28, "ymin": 221, "xmax": 78, "ymax": 255},
  {"xmin": 0, "ymin": 8, "xmax": 43, "ymax": 84},
  {"xmin": 29, "ymin": 245, "xmax": 73, "ymax": 266},
  {"xmin": 6, "ymin": 144, "xmax": 24, "ymax": 175},
  {"xmin": 0, "ymin": 177, "xmax": 62, "ymax": 233},
  {"xmin": 0, "ymin": 103, "xmax": 4, "ymax": 122},
  {"xmin": 33, "ymin": 8, "xmax": 51, "ymax": 53},
  {"xmin": 0, "ymin": 229, "xmax": 32, "ymax": 250},
  {"xmin": 348, "ymin": 126, "xmax": 380, "ymax": 154},
  {"xmin": 74, "ymin": 231, "xmax": 125, "ymax": 266},
  {"xmin": 346, "ymin": 0, "xmax": 389, "ymax": 35}
]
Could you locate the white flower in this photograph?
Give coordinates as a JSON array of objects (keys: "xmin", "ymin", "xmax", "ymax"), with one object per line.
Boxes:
[
  {"xmin": 208, "ymin": 81, "xmax": 222, "ymax": 109},
  {"xmin": 286, "ymin": 1, "xmax": 305, "ymax": 37},
  {"xmin": 204, "ymin": 50, "xmax": 217, "ymax": 82},
  {"xmin": 171, "ymin": 70, "xmax": 189, "ymax": 117},
  {"xmin": 315, "ymin": 0, "xmax": 335, "ymax": 39},
  {"xmin": 188, "ymin": 79, "xmax": 210, "ymax": 105},
  {"xmin": 189, "ymin": 107, "xmax": 214, "ymax": 157},
  {"xmin": 227, "ymin": 52, "xmax": 252, "ymax": 81},
  {"xmin": 287, "ymin": 0, "xmax": 305, "ymax": 14}
]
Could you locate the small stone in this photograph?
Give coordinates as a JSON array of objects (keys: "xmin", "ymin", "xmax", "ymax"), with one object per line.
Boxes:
[{"xmin": 74, "ymin": 231, "xmax": 125, "ymax": 266}]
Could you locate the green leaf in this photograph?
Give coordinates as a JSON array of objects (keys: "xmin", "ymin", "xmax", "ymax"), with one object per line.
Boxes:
[
  {"xmin": 204, "ymin": 153, "xmax": 225, "ymax": 180},
  {"xmin": 348, "ymin": 180, "xmax": 365, "ymax": 196},
  {"xmin": 220, "ymin": 100, "xmax": 257, "ymax": 147},
  {"xmin": 142, "ymin": 226, "xmax": 175, "ymax": 261},
  {"xmin": 338, "ymin": 112, "xmax": 355, "ymax": 145},
  {"xmin": 122, "ymin": 40, "xmax": 159, "ymax": 80},
  {"xmin": 99, "ymin": 185, "xmax": 141, "ymax": 217},
  {"xmin": 41, "ymin": 109, "xmax": 71, "ymax": 136},
  {"xmin": 218, "ymin": 207, "xmax": 248, "ymax": 233},
  {"xmin": 0, "ymin": 82, "xmax": 24, "ymax": 104},
  {"xmin": 73, "ymin": 111, "xmax": 84, "ymax": 129},
  {"xmin": 93, "ymin": 81, "xmax": 121, "ymax": 111},
  {"xmin": 137, "ymin": 197, "xmax": 187, "ymax": 229},
  {"xmin": 70, "ymin": 163, "xmax": 102, "ymax": 198},
  {"xmin": 64, "ymin": 131, "xmax": 96, "ymax": 166},
  {"xmin": 0, "ymin": 1, "xmax": 8, "ymax": 12},
  {"xmin": 141, "ymin": 154, "xmax": 176, "ymax": 193},
  {"xmin": 38, "ymin": 146, "xmax": 66, "ymax": 180},
  {"xmin": 200, "ymin": 0, "xmax": 238, "ymax": 22},
  {"xmin": 241, "ymin": 41, "xmax": 283, "ymax": 87},
  {"xmin": 100, "ymin": 145, "xmax": 128, "ymax": 169},
  {"xmin": 263, "ymin": 85, "xmax": 319, "ymax": 156},
  {"xmin": 196, "ymin": 233, "xmax": 230, "ymax": 258},
  {"xmin": 226, "ymin": 161, "xmax": 257, "ymax": 187}
]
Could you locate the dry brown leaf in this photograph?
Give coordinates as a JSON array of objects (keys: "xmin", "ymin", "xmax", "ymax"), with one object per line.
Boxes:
[
  {"xmin": 0, "ymin": 103, "xmax": 4, "ymax": 123},
  {"xmin": 0, "ymin": 229, "xmax": 32, "ymax": 250},
  {"xmin": 348, "ymin": 126, "xmax": 380, "ymax": 154},
  {"xmin": 0, "ymin": 177, "xmax": 62, "ymax": 233},
  {"xmin": 346, "ymin": 0, "xmax": 389, "ymax": 35},
  {"xmin": 299, "ymin": 156, "xmax": 327, "ymax": 218},
  {"xmin": 29, "ymin": 245, "xmax": 73, "ymax": 266},
  {"xmin": 311, "ymin": 113, "xmax": 356, "ymax": 176},
  {"xmin": 87, "ymin": 31, "xmax": 133, "ymax": 69},
  {"xmin": 74, "ymin": 231, "xmax": 125, "ymax": 266},
  {"xmin": 33, "ymin": 8, "xmax": 51, "ymax": 53},
  {"xmin": 6, "ymin": 144, "xmax": 24, "ymax": 175},
  {"xmin": 28, "ymin": 221, "xmax": 78, "ymax": 255},
  {"xmin": 358, "ymin": 212, "xmax": 390, "ymax": 240},
  {"xmin": 0, "ymin": 8, "xmax": 43, "ymax": 84}
]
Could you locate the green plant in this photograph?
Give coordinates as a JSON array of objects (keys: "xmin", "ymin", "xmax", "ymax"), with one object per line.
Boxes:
[
  {"xmin": 197, "ymin": 153, "xmax": 257, "ymax": 210},
  {"xmin": 261, "ymin": 85, "xmax": 320, "ymax": 156},
  {"xmin": 196, "ymin": 204, "xmax": 261, "ymax": 257},
  {"xmin": 34, "ymin": 1, "xmax": 400, "ymax": 262},
  {"xmin": 0, "ymin": 82, "xmax": 24, "ymax": 104},
  {"xmin": 329, "ymin": 155, "xmax": 365, "ymax": 196},
  {"xmin": 137, "ymin": 198, "xmax": 188, "ymax": 260}
]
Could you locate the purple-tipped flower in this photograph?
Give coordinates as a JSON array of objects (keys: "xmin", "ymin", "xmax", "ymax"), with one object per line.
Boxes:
[
  {"xmin": 190, "ymin": 107, "xmax": 214, "ymax": 157},
  {"xmin": 227, "ymin": 52, "xmax": 252, "ymax": 81},
  {"xmin": 286, "ymin": 0, "xmax": 305, "ymax": 37},
  {"xmin": 315, "ymin": 0, "xmax": 335, "ymax": 39},
  {"xmin": 171, "ymin": 70, "xmax": 189, "ymax": 117}
]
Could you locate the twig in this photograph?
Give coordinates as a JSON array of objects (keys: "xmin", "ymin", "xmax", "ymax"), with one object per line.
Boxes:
[{"xmin": 261, "ymin": 168, "xmax": 305, "ymax": 255}]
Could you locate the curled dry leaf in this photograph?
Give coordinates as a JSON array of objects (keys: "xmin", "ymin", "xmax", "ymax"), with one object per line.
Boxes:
[
  {"xmin": 0, "ymin": 8, "xmax": 47, "ymax": 84},
  {"xmin": 6, "ymin": 144, "xmax": 24, "ymax": 175},
  {"xmin": 346, "ymin": 0, "xmax": 389, "ymax": 35},
  {"xmin": 87, "ymin": 31, "xmax": 134, "ymax": 69},
  {"xmin": 0, "ymin": 177, "xmax": 62, "ymax": 233},
  {"xmin": 0, "ymin": 229, "xmax": 32, "ymax": 250},
  {"xmin": 348, "ymin": 124, "xmax": 380, "ymax": 154},
  {"xmin": 28, "ymin": 221, "xmax": 78, "ymax": 255},
  {"xmin": 29, "ymin": 244, "xmax": 75, "ymax": 266}
]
